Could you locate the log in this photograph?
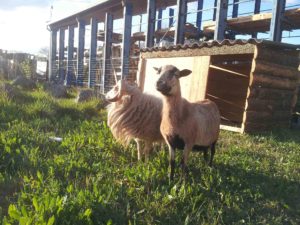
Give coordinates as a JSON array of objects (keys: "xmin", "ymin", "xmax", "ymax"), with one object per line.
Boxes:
[
  {"xmin": 254, "ymin": 47, "xmax": 299, "ymax": 67},
  {"xmin": 243, "ymin": 121, "xmax": 290, "ymax": 133},
  {"xmin": 253, "ymin": 60, "xmax": 300, "ymax": 80},
  {"xmin": 247, "ymin": 86, "xmax": 295, "ymax": 100},
  {"xmin": 209, "ymin": 65, "xmax": 249, "ymax": 78},
  {"xmin": 249, "ymin": 73, "xmax": 298, "ymax": 90},
  {"xmin": 246, "ymin": 98, "xmax": 292, "ymax": 112},
  {"xmin": 244, "ymin": 110, "xmax": 292, "ymax": 123}
]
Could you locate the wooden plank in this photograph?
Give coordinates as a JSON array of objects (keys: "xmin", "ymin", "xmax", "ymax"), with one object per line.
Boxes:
[
  {"xmin": 243, "ymin": 121, "xmax": 290, "ymax": 133},
  {"xmin": 141, "ymin": 44, "xmax": 255, "ymax": 59},
  {"xmin": 253, "ymin": 46, "xmax": 299, "ymax": 68},
  {"xmin": 246, "ymin": 97, "xmax": 293, "ymax": 111},
  {"xmin": 137, "ymin": 57, "xmax": 146, "ymax": 91},
  {"xmin": 203, "ymin": 7, "xmax": 300, "ymax": 35},
  {"xmin": 206, "ymin": 94, "xmax": 245, "ymax": 123},
  {"xmin": 220, "ymin": 124, "xmax": 242, "ymax": 133},
  {"xmin": 254, "ymin": 46, "xmax": 299, "ymax": 67},
  {"xmin": 250, "ymin": 73, "xmax": 298, "ymax": 90},
  {"xmin": 247, "ymin": 86, "xmax": 294, "ymax": 100},
  {"xmin": 244, "ymin": 110, "xmax": 291, "ymax": 123},
  {"xmin": 189, "ymin": 56, "xmax": 210, "ymax": 101},
  {"xmin": 253, "ymin": 60, "xmax": 299, "ymax": 80},
  {"xmin": 210, "ymin": 53, "xmax": 253, "ymax": 64},
  {"xmin": 209, "ymin": 65, "xmax": 248, "ymax": 78}
]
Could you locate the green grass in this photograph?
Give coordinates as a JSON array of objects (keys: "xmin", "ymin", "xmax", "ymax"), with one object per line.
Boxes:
[{"xmin": 0, "ymin": 82, "xmax": 300, "ymax": 225}]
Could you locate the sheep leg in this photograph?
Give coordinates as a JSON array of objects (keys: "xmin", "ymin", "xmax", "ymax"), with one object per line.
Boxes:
[
  {"xmin": 144, "ymin": 141, "xmax": 152, "ymax": 163},
  {"xmin": 209, "ymin": 142, "xmax": 216, "ymax": 167},
  {"xmin": 203, "ymin": 149, "xmax": 209, "ymax": 163},
  {"xmin": 135, "ymin": 139, "xmax": 143, "ymax": 161},
  {"xmin": 181, "ymin": 147, "xmax": 191, "ymax": 179},
  {"xmin": 168, "ymin": 145, "xmax": 176, "ymax": 181}
]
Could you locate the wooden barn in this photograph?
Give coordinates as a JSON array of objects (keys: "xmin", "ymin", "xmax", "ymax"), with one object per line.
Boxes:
[
  {"xmin": 48, "ymin": 0, "xmax": 300, "ymax": 92},
  {"xmin": 137, "ymin": 39, "xmax": 300, "ymax": 133}
]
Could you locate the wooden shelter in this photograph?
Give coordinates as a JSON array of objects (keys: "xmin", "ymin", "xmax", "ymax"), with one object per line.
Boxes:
[{"xmin": 137, "ymin": 39, "xmax": 300, "ymax": 133}]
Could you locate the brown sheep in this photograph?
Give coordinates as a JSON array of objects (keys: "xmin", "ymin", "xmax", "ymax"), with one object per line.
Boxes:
[
  {"xmin": 106, "ymin": 79, "xmax": 163, "ymax": 161},
  {"xmin": 155, "ymin": 65, "xmax": 220, "ymax": 180}
]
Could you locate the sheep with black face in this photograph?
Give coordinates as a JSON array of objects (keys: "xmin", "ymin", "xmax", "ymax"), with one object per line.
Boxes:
[
  {"xmin": 106, "ymin": 79, "xmax": 163, "ymax": 161},
  {"xmin": 155, "ymin": 65, "xmax": 220, "ymax": 180}
]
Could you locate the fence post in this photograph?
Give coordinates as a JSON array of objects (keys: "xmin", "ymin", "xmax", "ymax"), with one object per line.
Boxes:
[
  {"xmin": 77, "ymin": 19, "xmax": 85, "ymax": 86},
  {"xmin": 103, "ymin": 12, "xmax": 113, "ymax": 93},
  {"xmin": 88, "ymin": 17, "xmax": 98, "ymax": 88},
  {"xmin": 146, "ymin": 0, "xmax": 156, "ymax": 48},
  {"xmin": 49, "ymin": 28, "xmax": 57, "ymax": 81},
  {"xmin": 58, "ymin": 28, "xmax": 65, "ymax": 83},
  {"xmin": 66, "ymin": 26, "xmax": 74, "ymax": 86},
  {"xmin": 174, "ymin": 0, "xmax": 188, "ymax": 45},
  {"xmin": 121, "ymin": 2, "xmax": 133, "ymax": 79}
]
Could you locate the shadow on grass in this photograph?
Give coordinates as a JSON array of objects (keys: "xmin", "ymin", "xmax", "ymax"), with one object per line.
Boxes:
[{"xmin": 186, "ymin": 160, "xmax": 300, "ymax": 224}]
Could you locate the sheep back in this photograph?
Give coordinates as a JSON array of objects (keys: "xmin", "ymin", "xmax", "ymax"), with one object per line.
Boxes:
[{"xmin": 107, "ymin": 89, "xmax": 163, "ymax": 145}]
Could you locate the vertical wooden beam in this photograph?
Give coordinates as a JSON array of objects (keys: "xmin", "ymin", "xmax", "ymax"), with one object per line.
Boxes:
[
  {"xmin": 214, "ymin": 0, "xmax": 228, "ymax": 40},
  {"xmin": 252, "ymin": 0, "xmax": 261, "ymax": 38},
  {"xmin": 232, "ymin": 0, "xmax": 239, "ymax": 18},
  {"xmin": 88, "ymin": 17, "xmax": 98, "ymax": 88},
  {"xmin": 169, "ymin": 8, "xmax": 174, "ymax": 27},
  {"xmin": 213, "ymin": 0, "xmax": 218, "ymax": 21},
  {"xmin": 174, "ymin": 0, "xmax": 188, "ymax": 45},
  {"xmin": 254, "ymin": 0, "xmax": 261, "ymax": 14},
  {"xmin": 157, "ymin": 8, "xmax": 163, "ymax": 30},
  {"xmin": 58, "ymin": 28, "xmax": 65, "ymax": 83},
  {"xmin": 146, "ymin": 0, "xmax": 156, "ymax": 48},
  {"xmin": 77, "ymin": 19, "xmax": 85, "ymax": 86},
  {"xmin": 196, "ymin": 0, "xmax": 204, "ymax": 31},
  {"xmin": 121, "ymin": 2, "xmax": 133, "ymax": 79},
  {"xmin": 103, "ymin": 12, "xmax": 113, "ymax": 93},
  {"xmin": 66, "ymin": 26, "xmax": 74, "ymax": 86},
  {"xmin": 270, "ymin": 0, "xmax": 286, "ymax": 42},
  {"xmin": 49, "ymin": 28, "xmax": 57, "ymax": 81}
]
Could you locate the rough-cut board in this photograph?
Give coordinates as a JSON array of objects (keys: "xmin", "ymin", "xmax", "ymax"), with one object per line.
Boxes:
[
  {"xmin": 138, "ymin": 40, "xmax": 300, "ymax": 133},
  {"xmin": 203, "ymin": 8, "xmax": 300, "ymax": 35},
  {"xmin": 137, "ymin": 56, "xmax": 210, "ymax": 102}
]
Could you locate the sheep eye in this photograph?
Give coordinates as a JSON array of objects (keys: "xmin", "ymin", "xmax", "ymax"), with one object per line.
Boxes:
[{"xmin": 167, "ymin": 74, "xmax": 174, "ymax": 79}]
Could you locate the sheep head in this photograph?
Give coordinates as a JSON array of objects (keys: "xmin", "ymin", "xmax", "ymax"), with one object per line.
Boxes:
[
  {"xmin": 155, "ymin": 65, "xmax": 192, "ymax": 96},
  {"xmin": 105, "ymin": 79, "xmax": 138, "ymax": 102}
]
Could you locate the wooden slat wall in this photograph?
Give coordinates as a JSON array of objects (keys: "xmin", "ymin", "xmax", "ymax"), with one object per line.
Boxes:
[
  {"xmin": 206, "ymin": 58, "xmax": 251, "ymax": 124},
  {"xmin": 243, "ymin": 46, "xmax": 300, "ymax": 133},
  {"xmin": 137, "ymin": 56, "xmax": 210, "ymax": 102}
]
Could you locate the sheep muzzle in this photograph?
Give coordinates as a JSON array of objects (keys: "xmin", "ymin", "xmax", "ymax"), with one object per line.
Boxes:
[{"xmin": 156, "ymin": 80, "xmax": 171, "ymax": 96}]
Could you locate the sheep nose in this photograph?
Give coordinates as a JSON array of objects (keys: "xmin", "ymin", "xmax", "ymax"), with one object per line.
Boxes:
[{"xmin": 157, "ymin": 80, "xmax": 165, "ymax": 86}]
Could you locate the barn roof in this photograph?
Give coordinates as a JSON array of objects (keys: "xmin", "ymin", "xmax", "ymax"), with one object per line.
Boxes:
[{"xmin": 140, "ymin": 39, "xmax": 300, "ymax": 53}]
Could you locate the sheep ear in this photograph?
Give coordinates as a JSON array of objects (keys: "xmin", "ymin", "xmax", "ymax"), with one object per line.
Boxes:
[
  {"xmin": 178, "ymin": 69, "xmax": 192, "ymax": 78},
  {"xmin": 153, "ymin": 67, "xmax": 161, "ymax": 74}
]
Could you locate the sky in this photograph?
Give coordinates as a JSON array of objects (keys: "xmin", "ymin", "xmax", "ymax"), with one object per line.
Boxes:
[
  {"xmin": 0, "ymin": 0, "xmax": 299, "ymax": 55},
  {"xmin": 0, "ymin": 0, "xmax": 100, "ymax": 54}
]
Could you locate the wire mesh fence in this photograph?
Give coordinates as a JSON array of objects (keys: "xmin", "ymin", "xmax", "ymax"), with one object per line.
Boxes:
[{"xmin": 50, "ymin": 55, "xmax": 139, "ymax": 94}]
